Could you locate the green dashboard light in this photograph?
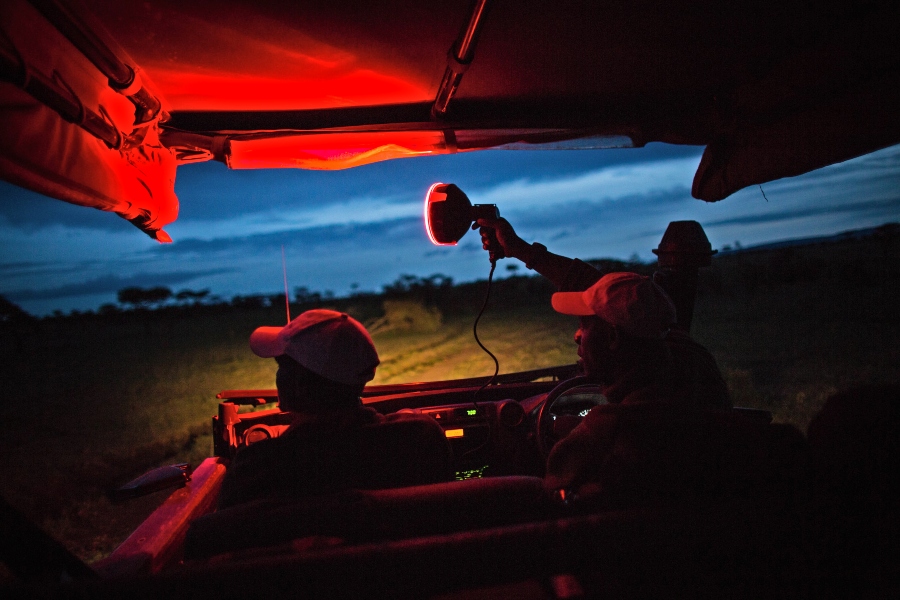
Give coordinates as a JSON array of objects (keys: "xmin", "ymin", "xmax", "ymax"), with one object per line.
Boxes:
[
  {"xmin": 454, "ymin": 465, "xmax": 488, "ymax": 480},
  {"xmin": 466, "ymin": 409, "xmax": 477, "ymax": 416}
]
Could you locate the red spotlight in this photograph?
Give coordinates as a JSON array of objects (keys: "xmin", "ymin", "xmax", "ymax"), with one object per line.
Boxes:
[{"xmin": 424, "ymin": 183, "xmax": 504, "ymax": 260}]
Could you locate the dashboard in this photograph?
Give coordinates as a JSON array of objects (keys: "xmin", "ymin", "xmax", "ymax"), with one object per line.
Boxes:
[
  {"xmin": 214, "ymin": 385, "xmax": 608, "ymax": 479},
  {"xmin": 399, "ymin": 400, "xmax": 529, "ymax": 478}
]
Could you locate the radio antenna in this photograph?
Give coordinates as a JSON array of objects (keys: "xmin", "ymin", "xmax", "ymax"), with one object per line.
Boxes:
[{"xmin": 281, "ymin": 245, "xmax": 291, "ymax": 323}]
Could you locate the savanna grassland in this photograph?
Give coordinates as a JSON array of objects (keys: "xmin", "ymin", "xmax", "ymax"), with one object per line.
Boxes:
[{"xmin": 0, "ymin": 226, "xmax": 897, "ymax": 563}]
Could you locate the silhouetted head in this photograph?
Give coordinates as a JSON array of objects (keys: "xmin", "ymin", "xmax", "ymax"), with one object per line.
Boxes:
[
  {"xmin": 249, "ymin": 309, "xmax": 379, "ymax": 412},
  {"xmin": 552, "ymin": 273, "xmax": 676, "ymax": 387}
]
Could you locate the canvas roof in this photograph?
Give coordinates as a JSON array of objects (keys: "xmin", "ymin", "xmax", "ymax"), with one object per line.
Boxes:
[{"xmin": 1, "ymin": 0, "xmax": 898, "ymax": 239}]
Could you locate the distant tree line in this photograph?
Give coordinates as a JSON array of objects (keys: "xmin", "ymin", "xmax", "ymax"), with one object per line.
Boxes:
[
  {"xmin": 3, "ymin": 223, "xmax": 897, "ymax": 322},
  {"xmin": 0, "ymin": 260, "xmax": 654, "ymax": 324},
  {"xmin": 0, "ymin": 295, "xmax": 37, "ymax": 324}
]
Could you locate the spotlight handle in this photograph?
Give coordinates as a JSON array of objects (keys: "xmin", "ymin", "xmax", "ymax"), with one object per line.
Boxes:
[
  {"xmin": 485, "ymin": 228, "xmax": 506, "ymax": 263},
  {"xmin": 472, "ymin": 204, "xmax": 505, "ymax": 263}
]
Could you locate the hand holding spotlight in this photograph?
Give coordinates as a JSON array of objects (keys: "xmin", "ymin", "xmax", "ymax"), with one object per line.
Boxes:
[
  {"xmin": 424, "ymin": 183, "xmax": 505, "ymax": 263},
  {"xmin": 474, "ymin": 216, "xmax": 532, "ymax": 263}
]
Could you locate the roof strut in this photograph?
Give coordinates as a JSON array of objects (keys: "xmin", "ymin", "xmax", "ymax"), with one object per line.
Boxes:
[
  {"xmin": 28, "ymin": 0, "xmax": 164, "ymax": 125},
  {"xmin": 0, "ymin": 30, "xmax": 122, "ymax": 148},
  {"xmin": 431, "ymin": 0, "xmax": 492, "ymax": 119}
]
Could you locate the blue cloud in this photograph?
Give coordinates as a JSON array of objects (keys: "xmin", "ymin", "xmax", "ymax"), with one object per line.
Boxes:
[
  {"xmin": 5, "ymin": 269, "xmax": 230, "ymax": 301},
  {"xmin": 704, "ymin": 196, "xmax": 900, "ymax": 227},
  {"xmin": 0, "ymin": 182, "xmax": 130, "ymax": 232},
  {"xmin": 156, "ymin": 216, "xmax": 425, "ymax": 257}
]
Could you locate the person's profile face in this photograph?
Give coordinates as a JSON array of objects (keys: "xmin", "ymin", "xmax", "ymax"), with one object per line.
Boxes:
[
  {"xmin": 574, "ymin": 316, "xmax": 614, "ymax": 381},
  {"xmin": 275, "ymin": 355, "xmax": 310, "ymax": 410}
]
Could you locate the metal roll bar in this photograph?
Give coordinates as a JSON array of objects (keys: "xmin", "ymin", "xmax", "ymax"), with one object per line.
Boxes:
[
  {"xmin": 432, "ymin": 0, "xmax": 492, "ymax": 119},
  {"xmin": 29, "ymin": 0, "xmax": 163, "ymax": 125}
]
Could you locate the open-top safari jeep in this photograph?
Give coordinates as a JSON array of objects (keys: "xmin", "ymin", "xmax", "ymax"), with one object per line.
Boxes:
[{"xmin": 1, "ymin": 0, "xmax": 898, "ymax": 597}]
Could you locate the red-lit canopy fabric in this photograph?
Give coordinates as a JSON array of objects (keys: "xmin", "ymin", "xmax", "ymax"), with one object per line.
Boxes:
[
  {"xmin": 0, "ymin": 85, "xmax": 178, "ymax": 241},
  {"xmin": 1, "ymin": 0, "xmax": 898, "ymax": 238},
  {"xmin": 0, "ymin": 0, "xmax": 177, "ymax": 240}
]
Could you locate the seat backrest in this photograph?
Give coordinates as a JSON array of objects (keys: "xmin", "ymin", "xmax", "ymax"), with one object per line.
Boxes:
[
  {"xmin": 806, "ymin": 384, "xmax": 900, "ymax": 590},
  {"xmin": 216, "ymin": 415, "xmax": 453, "ymax": 510},
  {"xmin": 557, "ymin": 403, "xmax": 808, "ymax": 509},
  {"xmin": 350, "ymin": 417, "xmax": 454, "ymax": 489},
  {"xmin": 184, "ymin": 476, "xmax": 547, "ymax": 561}
]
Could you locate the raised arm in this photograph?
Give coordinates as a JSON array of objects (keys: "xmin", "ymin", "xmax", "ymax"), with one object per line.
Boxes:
[{"xmin": 476, "ymin": 217, "xmax": 604, "ymax": 291}]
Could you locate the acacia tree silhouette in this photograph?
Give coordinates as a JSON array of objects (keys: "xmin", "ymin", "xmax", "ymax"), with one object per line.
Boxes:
[{"xmin": 117, "ymin": 287, "xmax": 173, "ymax": 310}]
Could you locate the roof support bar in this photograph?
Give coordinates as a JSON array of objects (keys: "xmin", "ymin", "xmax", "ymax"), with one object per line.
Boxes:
[
  {"xmin": 28, "ymin": 0, "xmax": 163, "ymax": 125},
  {"xmin": 431, "ymin": 0, "xmax": 492, "ymax": 119},
  {"xmin": 0, "ymin": 32, "xmax": 122, "ymax": 148}
]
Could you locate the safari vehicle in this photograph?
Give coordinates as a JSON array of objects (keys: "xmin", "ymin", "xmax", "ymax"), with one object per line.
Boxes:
[{"xmin": 1, "ymin": 0, "xmax": 898, "ymax": 597}]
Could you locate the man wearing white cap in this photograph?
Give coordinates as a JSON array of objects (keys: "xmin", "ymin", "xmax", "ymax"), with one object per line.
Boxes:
[
  {"xmin": 551, "ymin": 272, "xmax": 680, "ymax": 399},
  {"xmin": 217, "ymin": 309, "xmax": 450, "ymax": 509},
  {"xmin": 249, "ymin": 309, "xmax": 381, "ymax": 416},
  {"xmin": 542, "ymin": 272, "xmax": 717, "ymax": 495},
  {"xmin": 543, "ymin": 274, "xmax": 807, "ymax": 509},
  {"xmin": 476, "ymin": 216, "xmax": 730, "ymax": 409}
]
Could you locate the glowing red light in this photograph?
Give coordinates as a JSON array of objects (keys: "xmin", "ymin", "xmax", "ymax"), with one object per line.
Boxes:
[
  {"xmin": 424, "ymin": 182, "xmax": 457, "ymax": 246},
  {"xmin": 150, "ymin": 68, "xmax": 431, "ymax": 111},
  {"xmin": 228, "ymin": 131, "xmax": 446, "ymax": 170}
]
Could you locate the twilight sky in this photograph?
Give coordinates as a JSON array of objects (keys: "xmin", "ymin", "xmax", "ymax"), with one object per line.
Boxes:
[{"xmin": 2, "ymin": 142, "xmax": 898, "ymax": 316}]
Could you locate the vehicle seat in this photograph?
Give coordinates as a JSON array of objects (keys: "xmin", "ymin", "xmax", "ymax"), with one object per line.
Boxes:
[
  {"xmin": 351, "ymin": 416, "xmax": 455, "ymax": 490},
  {"xmin": 806, "ymin": 384, "xmax": 900, "ymax": 594},
  {"xmin": 216, "ymin": 416, "xmax": 454, "ymax": 510},
  {"xmin": 548, "ymin": 404, "xmax": 814, "ymax": 591},
  {"xmin": 548, "ymin": 403, "xmax": 808, "ymax": 511},
  {"xmin": 184, "ymin": 476, "xmax": 548, "ymax": 561}
]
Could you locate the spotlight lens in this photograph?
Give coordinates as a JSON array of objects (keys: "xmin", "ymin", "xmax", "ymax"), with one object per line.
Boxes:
[{"xmin": 424, "ymin": 182, "xmax": 455, "ymax": 246}]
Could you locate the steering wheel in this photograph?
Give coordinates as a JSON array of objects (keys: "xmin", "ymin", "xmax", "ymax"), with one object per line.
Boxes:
[{"xmin": 535, "ymin": 376, "xmax": 606, "ymax": 458}]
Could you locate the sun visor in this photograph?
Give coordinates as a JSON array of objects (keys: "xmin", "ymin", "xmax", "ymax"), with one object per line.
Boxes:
[{"xmin": 0, "ymin": 0, "xmax": 178, "ymax": 241}]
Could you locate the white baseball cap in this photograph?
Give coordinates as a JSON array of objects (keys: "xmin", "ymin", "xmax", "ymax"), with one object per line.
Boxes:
[
  {"xmin": 551, "ymin": 272, "xmax": 677, "ymax": 339},
  {"xmin": 249, "ymin": 309, "xmax": 379, "ymax": 387}
]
